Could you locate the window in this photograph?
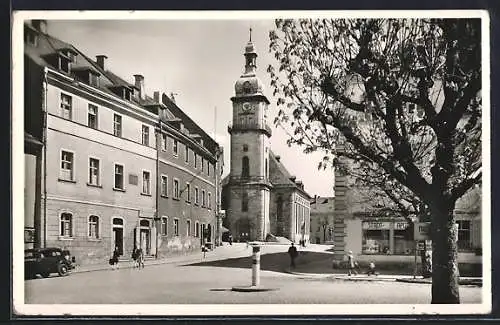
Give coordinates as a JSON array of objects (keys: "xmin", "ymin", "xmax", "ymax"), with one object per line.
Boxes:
[
  {"xmin": 173, "ymin": 219, "xmax": 179, "ymax": 236},
  {"xmin": 208, "ymin": 163, "xmax": 210, "ymax": 176},
  {"xmin": 161, "ymin": 175, "xmax": 168, "ymax": 196},
  {"xmin": 187, "ymin": 220, "xmax": 192, "ymax": 236},
  {"xmin": 161, "ymin": 134, "xmax": 167, "ymax": 151},
  {"xmin": 185, "ymin": 145, "xmax": 189, "ymax": 163},
  {"xmin": 161, "ymin": 217, "xmax": 168, "ymax": 236},
  {"xmin": 195, "ymin": 221, "xmax": 200, "ymax": 237},
  {"xmin": 194, "ymin": 153, "xmax": 198, "ymax": 168},
  {"xmin": 142, "ymin": 125, "xmax": 150, "ymax": 146},
  {"xmin": 60, "ymin": 150, "xmax": 74, "ymax": 181},
  {"xmin": 173, "ymin": 139, "xmax": 178, "ymax": 156},
  {"xmin": 25, "ymin": 30, "xmax": 38, "ymax": 46},
  {"xmin": 186, "ymin": 183, "xmax": 191, "ymax": 202},
  {"xmin": 208, "ymin": 192, "xmax": 212, "ymax": 209},
  {"xmin": 60, "ymin": 93, "xmax": 72, "ymax": 120},
  {"xmin": 242, "ymin": 156, "xmax": 249, "ymax": 177},
  {"xmin": 202, "ymin": 190, "xmax": 206, "ymax": 207},
  {"xmin": 87, "ymin": 104, "xmax": 98, "ymax": 129},
  {"xmin": 142, "ymin": 171, "xmax": 151, "ymax": 195},
  {"xmin": 265, "ymin": 158, "xmax": 268, "ymax": 179},
  {"xmin": 173, "ymin": 179, "xmax": 179, "ymax": 199},
  {"xmin": 88, "ymin": 215, "xmax": 99, "ymax": 239},
  {"xmin": 60, "ymin": 213, "xmax": 73, "ymax": 237},
  {"xmin": 114, "ymin": 164, "xmax": 124, "ymax": 190},
  {"xmin": 89, "ymin": 72, "xmax": 99, "ymax": 87},
  {"xmin": 457, "ymin": 220, "xmax": 472, "ymax": 250},
  {"xmin": 201, "ymin": 158, "xmax": 204, "ymax": 171},
  {"xmin": 113, "ymin": 114, "xmax": 122, "ymax": 137},
  {"xmin": 242, "ymin": 192, "xmax": 248, "ymax": 212},
  {"xmin": 243, "ymin": 144, "xmax": 248, "ymax": 152},
  {"xmin": 195, "ymin": 187, "xmax": 199, "ymax": 205},
  {"xmin": 59, "ymin": 56, "xmax": 71, "ymax": 74},
  {"xmin": 88, "ymin": 158, "xmax": 100, "ymax": 186}
]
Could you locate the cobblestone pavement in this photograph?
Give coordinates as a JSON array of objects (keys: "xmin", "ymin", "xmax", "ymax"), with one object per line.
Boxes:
[{"xmin": 24, "ymin": 261, "xmax": 482, "ymax": 305}]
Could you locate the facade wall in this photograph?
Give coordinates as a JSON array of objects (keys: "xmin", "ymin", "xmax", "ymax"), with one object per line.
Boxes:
[
  {"xmin": 157, "ymin": 149, "xmax": 217, "ymax": 256},
  {"xmin": 226, "ymin": 186, "xmax": 270, "ymax": 241},
  {"xmin": 229, "ymin": 131, "xmax": 270, "ymax": 178},
  {"xmin": 44, "ymin": 198, "xmax": 141, "ymax": 265}
]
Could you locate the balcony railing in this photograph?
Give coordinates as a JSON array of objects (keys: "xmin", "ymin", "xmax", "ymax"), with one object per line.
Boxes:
[{"xmin": 227, "ymin": 122, "xmax": 272, "ymax": 136}]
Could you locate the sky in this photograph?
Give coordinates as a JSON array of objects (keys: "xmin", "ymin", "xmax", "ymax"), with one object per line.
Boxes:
[{"xmin": 46, "ymin": 19, "xmax": 336, "ymax": 197}]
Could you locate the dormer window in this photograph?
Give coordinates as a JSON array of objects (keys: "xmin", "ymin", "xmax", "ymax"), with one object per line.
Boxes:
[
  {"xmin": 58, "ymin": 55, "xmax": 71, "ymax": 74},
  {"xmin": 25, "ymin": 29, "xmax": 38, "ymax": 46},
  {"xmin": 89, "ymin": 71, "xmax": 100, "ymax": 87},
  {"xmin": 123, "ymin": 88, "xmax": 132, "ymax": 101}
]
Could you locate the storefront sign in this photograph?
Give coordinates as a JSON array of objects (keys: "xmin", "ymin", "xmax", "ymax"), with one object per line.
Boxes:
[
  {"xmin": 362, "ymin": 221, "xmax": 391, "ymax": 230},
  {"xmin": 394, "ymin": 222, "xmax": 409, "ymax": 230},
  {"xmin": 414, "ymin": 222, "xmax": 431, "ymax": 240}
]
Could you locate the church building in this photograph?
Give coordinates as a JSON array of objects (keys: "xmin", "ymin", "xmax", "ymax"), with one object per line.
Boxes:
[{"xmin": 221, "ymin": 32, "xmax": 312, "ymax": 243}]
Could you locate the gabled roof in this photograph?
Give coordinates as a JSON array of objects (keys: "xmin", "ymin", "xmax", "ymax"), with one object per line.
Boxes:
[{"xmin": 268, "ymin": 150, "xmax": 312, "ymax": 199}]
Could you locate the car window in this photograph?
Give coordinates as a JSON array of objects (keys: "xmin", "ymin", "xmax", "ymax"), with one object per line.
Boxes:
[{"xmin": 24, "ymin": 251, "xmax": 35, "ymax": 258}]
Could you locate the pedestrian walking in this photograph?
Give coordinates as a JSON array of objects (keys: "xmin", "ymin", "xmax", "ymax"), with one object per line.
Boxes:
[
  {"xmin": 136, "ymin": 248, "xmax": 145, "ymax": 269},
  {"xmin": 202, "ymin": 244, "xmax": 208, "ymax": 259},
  {"xmin": 228, "ymin": 234, "xmax": 233, "ymax": 246},
  {"xmin": 288, "ymin": 242, "xmax": 298, "ymax": 268},
  {"xmin": 347, "ymin": 251, "xmax": 357, "ymax": 276}
]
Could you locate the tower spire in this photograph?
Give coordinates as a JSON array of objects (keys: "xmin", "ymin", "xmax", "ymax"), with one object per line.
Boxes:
[{"xmin": 249, "ymin": 27, "xmax": 252, "ymax": 42}]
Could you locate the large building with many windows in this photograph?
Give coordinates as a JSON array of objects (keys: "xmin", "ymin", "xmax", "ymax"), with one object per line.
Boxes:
[
  {"xmin": 23, "ymin": 20, "xmax": 223, "ymax": 266},
  {"xmin": 221, "ymin": 34, "xmax": 311, "ymax": 243}
]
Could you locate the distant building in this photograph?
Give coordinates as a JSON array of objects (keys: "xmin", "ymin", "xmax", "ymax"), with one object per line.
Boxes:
[
  {"xmin": 221, "ymin": 33, "xmax": 311, "ymax": 243},
  {"xmin": 23, "ymin": 20, "xmax": 223, "ymax": 265},
  {"xmin": 309, "ymin": 197, "xmax": 335, "ymax": 244}
]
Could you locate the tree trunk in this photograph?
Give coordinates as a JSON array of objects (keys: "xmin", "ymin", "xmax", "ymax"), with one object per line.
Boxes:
[{"xmin": 430, "ymin": 201, "xmax": 460, "ymax": 304}]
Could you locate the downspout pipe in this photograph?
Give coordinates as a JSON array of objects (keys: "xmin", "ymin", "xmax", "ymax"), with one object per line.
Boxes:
[{"xmin": 42, "ymin": 67, "xmax": 48, "ymax": 248}]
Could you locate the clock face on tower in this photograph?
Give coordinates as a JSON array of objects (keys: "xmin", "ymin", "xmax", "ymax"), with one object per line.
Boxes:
[{"xmin": 241, "ymin": 102, "xmax": 252, "ymax": 114}]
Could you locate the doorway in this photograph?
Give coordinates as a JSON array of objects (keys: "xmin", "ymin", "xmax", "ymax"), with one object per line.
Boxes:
[
  {"xmin": 140, "ymin": 228, "xmax": 150, "ymax": 255},
  {"xmin": 112, "ymin": 228, "xmax": 124, "ymax": 256}
]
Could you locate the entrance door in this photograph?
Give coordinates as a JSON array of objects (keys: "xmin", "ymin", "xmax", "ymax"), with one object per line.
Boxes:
[
  {"xmin": 113, "ymin": 228, "xmax": 123, "ymax": 256},
  {"xmin": 140, "ymin": 229, "xmax": 150, "ymax": 255}
]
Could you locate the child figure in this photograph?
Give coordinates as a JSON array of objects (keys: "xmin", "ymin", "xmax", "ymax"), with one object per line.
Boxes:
[{"xmin": 366, "ymin": 261, "xmax": 377, "ymax": 276}]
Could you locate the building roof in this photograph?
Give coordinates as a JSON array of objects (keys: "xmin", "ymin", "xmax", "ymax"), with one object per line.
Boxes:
[
  {"xmin": 24, "ymin": 21, "xmax": 219, "ymax": 156},
  {"xmin": 269, "ymin": 150, "xmax": 312, "ymax": 199}
]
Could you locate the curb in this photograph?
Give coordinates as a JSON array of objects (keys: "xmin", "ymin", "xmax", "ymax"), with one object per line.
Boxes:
[{"xmin": 396, "ymin": 278, "xmax": 483, "ymax": 286}]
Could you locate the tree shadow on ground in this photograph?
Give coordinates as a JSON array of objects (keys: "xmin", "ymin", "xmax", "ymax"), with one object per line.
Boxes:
[{"xmin": 184, "ymin": 251, "xmax": 332, "ymax": 274}]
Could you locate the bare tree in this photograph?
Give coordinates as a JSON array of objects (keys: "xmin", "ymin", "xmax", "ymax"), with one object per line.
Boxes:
[{"xmin": 268, "ymin": 18, "xmax": 481, "ymax": 303}]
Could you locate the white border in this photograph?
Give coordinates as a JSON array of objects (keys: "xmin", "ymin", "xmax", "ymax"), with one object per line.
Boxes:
[{"xmin": 13, "ymin": 10, "xmax": 491, "ymax": 316}]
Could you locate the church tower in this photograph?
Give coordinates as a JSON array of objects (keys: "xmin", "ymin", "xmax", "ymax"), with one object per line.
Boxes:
[{"xmin": 227, "ymin": 29, "xmax": 272, "ymax": 241}]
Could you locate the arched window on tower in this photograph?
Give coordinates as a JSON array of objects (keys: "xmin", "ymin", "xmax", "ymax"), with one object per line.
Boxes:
[
  {"xmin": 265, "ymin": 158, "xmax": 268, "ymax": 179},
  {"xmin": 242, "ymin": 156, "xmax": 249, "ymax": 178}
]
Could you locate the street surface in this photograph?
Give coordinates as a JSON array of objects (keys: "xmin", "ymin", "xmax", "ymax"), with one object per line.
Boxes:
[{"xmin": 25, "ymin": 261, "xmax": 481, "ymax": 304}]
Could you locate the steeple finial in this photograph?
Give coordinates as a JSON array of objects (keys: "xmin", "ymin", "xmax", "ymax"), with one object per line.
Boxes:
[{"xmin": 249, "ymin": 27, "xmax": 252, "ymax": 42}]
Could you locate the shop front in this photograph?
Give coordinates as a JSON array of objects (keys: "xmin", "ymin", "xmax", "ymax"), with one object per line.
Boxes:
[{"xmin": 361, "ymin": 220, "xmax": 414, "ymax": 255}]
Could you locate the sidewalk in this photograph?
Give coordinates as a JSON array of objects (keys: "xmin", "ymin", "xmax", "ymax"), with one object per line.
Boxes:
[
  {"xmin": 287, "ymin": 270, "xmax": 482, "ymax": 286},
  {"xmin": 72, "ymin": 243, "xmax": 252, "ymax": 274}
]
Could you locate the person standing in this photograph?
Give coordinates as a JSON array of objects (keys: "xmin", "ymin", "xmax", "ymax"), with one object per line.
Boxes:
[
  {"xmin": 137, "ymin": 247, "xmax": 145, "ymax": 269},
  {"xmin": 347, "ymin": 251, "xmax": 357, "ymax": 276},
  {"xmin": 288, "ymin": 242, "xmax": 298, "ymax": 268},
  {"xmin": 111, "ymin": 246, "xmax": 120, "ymax": 270}
]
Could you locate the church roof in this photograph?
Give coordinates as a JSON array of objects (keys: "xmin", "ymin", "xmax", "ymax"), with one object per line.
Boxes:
[{"xmin": 269, "ymin": 150, "xmax": 312, "ymax": 199}]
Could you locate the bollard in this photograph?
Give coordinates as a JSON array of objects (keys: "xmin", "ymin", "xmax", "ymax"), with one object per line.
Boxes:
[{"xmin": 251, "ymin": 244, "xmax": 261, "ymax": 287}]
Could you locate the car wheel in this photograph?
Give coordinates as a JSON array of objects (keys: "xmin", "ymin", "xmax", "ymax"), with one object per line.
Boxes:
[
  {"xmin": 57, "ymin": 263, "xmax": 68, "ymax": 276},
  {"xmin": 40, "ymin": 271, "xmax": 50, "ymax": 278}
]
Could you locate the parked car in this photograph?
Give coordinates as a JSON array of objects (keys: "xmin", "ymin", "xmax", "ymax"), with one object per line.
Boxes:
[{"xmin": 25, "ymin": 247, "xmax": 75, "ymax": 279}]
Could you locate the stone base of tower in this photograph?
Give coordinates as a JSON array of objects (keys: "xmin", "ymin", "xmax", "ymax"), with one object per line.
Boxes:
[{"xmin": 226, "ymin": 184, "xmax": 270, "ymax": 242}]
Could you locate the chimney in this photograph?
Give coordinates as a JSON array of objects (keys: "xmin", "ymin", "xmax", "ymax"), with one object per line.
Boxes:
[
  {"xmin": 153, "ymin": 91, "xmax": 160, "ymax": 103},
  {"xmin": 96, "ymin": 55, "xmax": 108, "ymax": 70},
  {"xmin": 275, "ymin": 155, "xmax": 281, "ymax": 162},
  {"xmin": 134, "ymin": 74, "xmax": 145, "ymax": 100},
  {"xmin": 32, "ymin": 20, "xmax": 48, "ymax": 34}
]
